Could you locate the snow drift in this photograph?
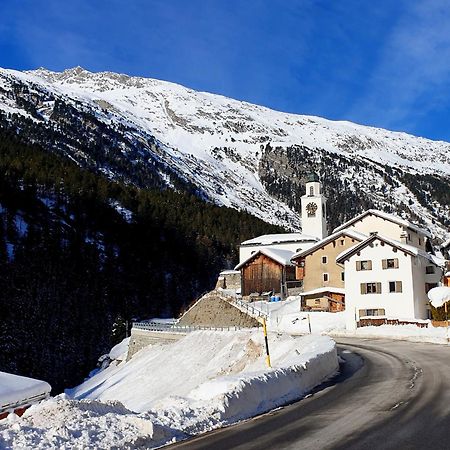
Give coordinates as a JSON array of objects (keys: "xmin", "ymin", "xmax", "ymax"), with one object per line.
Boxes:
[{"xmin": 0, "ymin": 331, "xmax": 338, "ymax": 449}]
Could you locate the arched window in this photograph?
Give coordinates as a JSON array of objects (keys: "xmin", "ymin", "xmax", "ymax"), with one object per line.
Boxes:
[{"xmin": 309, "ymin": 186, "xmax": 314, "ymax": 196}]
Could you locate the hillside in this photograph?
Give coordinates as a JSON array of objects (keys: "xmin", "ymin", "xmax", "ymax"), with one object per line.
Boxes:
[
  {"xmin": 0, "ymin": 129, "xmax": 281, "ymax": 391},
  {"xmin": 0, "ymin": 66, "xmax": 449, "ymax": 238}
]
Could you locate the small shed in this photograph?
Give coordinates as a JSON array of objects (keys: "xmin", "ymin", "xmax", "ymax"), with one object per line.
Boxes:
[{"xmin": 235, "ymin": 248, "xmax": 295, "ymax": 298}]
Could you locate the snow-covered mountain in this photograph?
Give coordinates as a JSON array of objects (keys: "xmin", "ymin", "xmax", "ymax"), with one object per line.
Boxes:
[{"xmin": 0, "ymin": 66, "xmax": 449, "ymax": 239}]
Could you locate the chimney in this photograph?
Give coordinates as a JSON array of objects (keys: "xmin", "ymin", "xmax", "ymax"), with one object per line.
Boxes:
[{"xmin": 400, "ymin": 231, "xmax": 408, "ymax": 244}]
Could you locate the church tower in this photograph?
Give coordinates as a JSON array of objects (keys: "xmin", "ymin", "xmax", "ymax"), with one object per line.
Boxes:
[{"xmin": 301, "ymin": 173, "xmax": 327, "ymax": 239}]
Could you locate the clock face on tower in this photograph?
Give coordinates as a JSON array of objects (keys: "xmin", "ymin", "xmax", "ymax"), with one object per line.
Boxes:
[{"xmin": 306, "ymin": 202, "xmax": 317, "ymax": 217}]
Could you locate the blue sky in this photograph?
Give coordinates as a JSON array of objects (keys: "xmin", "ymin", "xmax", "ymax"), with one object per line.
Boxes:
[{"xmin": 1, "ymin": 0, "xmax": 450, "ymax": 141}]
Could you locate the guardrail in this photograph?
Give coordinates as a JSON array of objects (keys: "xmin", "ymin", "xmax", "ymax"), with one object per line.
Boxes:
[{"xmin": 132, "ymin": 321, "xmax": 252, "ymax": 333}]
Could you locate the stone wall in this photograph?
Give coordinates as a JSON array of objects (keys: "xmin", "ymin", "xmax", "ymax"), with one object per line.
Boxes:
[
  {"xmin": 178, "ymin": 291, "xmax": 258, "ymax": 328},
  {"xmin": 127, "ymin": 328, "xmax": 186, "ymax": 360}
]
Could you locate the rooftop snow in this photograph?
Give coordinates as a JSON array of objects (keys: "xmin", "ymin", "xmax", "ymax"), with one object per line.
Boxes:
[
  {"xmin": 241, "ymin": 233, "xmax": 319, "ymax": 246},
  {"xmin": 235, "ymin": 248, "xmax": 295, "ymax": 270},
  {"xmin": 0, "ymin": 372, "xmax": 51, "ymax": 410}
]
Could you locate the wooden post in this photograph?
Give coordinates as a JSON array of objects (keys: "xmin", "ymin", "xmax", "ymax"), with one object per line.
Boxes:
[{"xmin": 308, "ymin": 314, "xmax": 312, "ymax": 334}]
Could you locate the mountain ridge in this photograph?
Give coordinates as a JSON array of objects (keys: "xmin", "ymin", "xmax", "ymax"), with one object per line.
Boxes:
[{"xmin": 0, "ymin": 66, "xmax": 449, "ymax": 239}]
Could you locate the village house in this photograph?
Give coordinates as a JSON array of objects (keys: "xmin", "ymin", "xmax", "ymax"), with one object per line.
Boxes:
[
  {"xmin": 333, "ymin": 209, "xmax": 432, "ymax": 251},
  {"xmin": 291, "ymin": 229, "xmax": 366, "ymax": 311},
  {"xmin": 336, "ymin": 233, "xmax": 443, "ymax": 330}
]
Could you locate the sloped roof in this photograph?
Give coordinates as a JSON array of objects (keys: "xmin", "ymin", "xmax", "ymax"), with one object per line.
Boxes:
[
  {"xmin": 291, "ymin": 229, "xmax": 367, "ymax": 261},
  {"xmin": 336, "ymin": 233, "xmax": 442, "ymax": 265},
  {"xmin": 333, "ymin": 209, "xmax": 431, "ymax": 237},
  {"xmin": 235, "ymin": 248, "xmax": 295, "ymax": 270},
  {"xmin": 241, "ymin": 233, "xmax": 318, "ymax": 246},
  {"xmin": 300, "ymin": 287, "xmax": 346, "ymax": 296}
]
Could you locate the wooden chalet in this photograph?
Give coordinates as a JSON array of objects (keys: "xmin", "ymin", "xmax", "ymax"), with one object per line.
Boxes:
[{"xmin": 234, "ymin": 248, "xmax": 295, "ymax": 298}]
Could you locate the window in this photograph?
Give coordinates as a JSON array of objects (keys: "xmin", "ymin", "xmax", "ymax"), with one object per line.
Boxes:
[
  {"xmin": 425, "ymin": 283, "xmax": 438, "ymax": 293},
  {"xmin": 341, "ymin": 271, "xmax": 345, "ymax": 282},
  {"xmin": 408, "ymin": 233, "xmax": 411, "ymax": 241},
  {"xmin": 340, "ymin": 239, "xmax": 345, "ymax": 246},
  {"xmin": 389, "ymin": 281, "xmax": 402, "ymax": 293},
  {"xmin": 309, "ymin": 186, "xmax": 314, "ymax": 196},
  {"xmin": 356, "ymin": 260, "xmax": 372, "ymax": 271},
  {"xmin": 322, "ymin": 256, "xmax": 328, "ymax": 264},
  {"xmin": 360, "ymin": 282, "xmax": 382, "ymax": 294},
  {"xmin": 315, "ymin": 299, "xmax": 321, "ymax": 305},
  {"xmin": 323, "ymin": 273, "xmax": 329, "ymax": 282},
  {"xmin": 382, "ymin": 258, "xmax": 399, "ymax": 269},
  {"xmin": 419, "ymin": 238, "xmax": 422, "ymax": 245},
  {"xmin": 359, "ymin": 308, "xmax": 385, "ymax": 317},
  {"xmin": 425, "ymin": 266, "xmax": 435, "ymax": 274}
]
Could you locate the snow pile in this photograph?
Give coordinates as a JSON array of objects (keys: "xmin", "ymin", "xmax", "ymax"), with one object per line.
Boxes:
[
  {"xmin": 108, "ymin": 337, "xmax": 130, "ymax": 361},
  {"xmin": 428, "ymin": 286, "xmax": 450, "ymax": 308},
  {"xmin": 0, "ymin": 396, "xmax": 174, "ymax": 449},
  {"xmin": 0, "ymin": 331, "xmax": 338, "ymax": 449}
]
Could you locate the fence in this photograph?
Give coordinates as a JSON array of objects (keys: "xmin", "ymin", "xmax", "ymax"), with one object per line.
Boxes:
[
  {"xmin": 132, "ymin": 321, "xmax": 253, "ymax": 333},
  {"xmin": 358, "ymin": 318, "xmax": 429, "ymax": 328}
]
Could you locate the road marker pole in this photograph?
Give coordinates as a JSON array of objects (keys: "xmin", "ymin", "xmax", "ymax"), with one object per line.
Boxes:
[{"xmin": 258, "ymin": 317, "xmax": 271, "ymax": 368}]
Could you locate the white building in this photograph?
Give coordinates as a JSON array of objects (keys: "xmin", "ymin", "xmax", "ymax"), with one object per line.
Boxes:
[
  {"xmin": 301, "ymin": 173, "xmax": 328, "ymax": 240},
  {"xmin": 336, "ymin": 233, "xmax": 443, "ymax": 330}
]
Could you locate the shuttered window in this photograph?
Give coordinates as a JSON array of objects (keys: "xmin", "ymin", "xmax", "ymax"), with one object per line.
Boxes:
[
  {"xmin": 356, "ymin": 260, "xmax": 372, "ymax": 271},
  {"xmin": 382, "ymin": 258, "xmax": 399, "ymax": 269},
  {"xmin": 389, "ymin": 281, "xmax": 403, "ymax": 293},
  {"xmin": 360, "ymin": 282, "xmax": 382, "ymax": 294}
]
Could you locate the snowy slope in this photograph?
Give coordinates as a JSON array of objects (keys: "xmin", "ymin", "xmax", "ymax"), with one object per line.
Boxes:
[
  {"xmin": 0, "ymin": 66, "xmax": 449, "ymax": 235},
  {"xmin": 0, "ymin": 331, "xmax": 337, "ymax": 449}
]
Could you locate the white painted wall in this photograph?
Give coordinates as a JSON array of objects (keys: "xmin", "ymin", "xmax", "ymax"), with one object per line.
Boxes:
[
  {"xmin": 343, "ymin": 240, "xmax": 440, "ymax": 330},
  {"xmin": 346, "ymin": 214, "xmax": 426, "ymax": 250},
  {"xmin": 301, "ymin": 181, "xmax": 327, "ymax": 240}
]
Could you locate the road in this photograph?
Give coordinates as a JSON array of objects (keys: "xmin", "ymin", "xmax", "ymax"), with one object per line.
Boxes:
[{"xmin": 167, "ymin": 338, "xmax": 450, "ymax": 450}]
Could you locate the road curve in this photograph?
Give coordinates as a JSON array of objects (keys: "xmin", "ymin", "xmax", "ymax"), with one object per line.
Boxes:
[{"xmin": 166, "ymin": 338, "xmax": 450, "ymax": 450}]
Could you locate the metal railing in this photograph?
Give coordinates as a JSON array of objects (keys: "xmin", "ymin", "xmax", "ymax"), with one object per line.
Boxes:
[
  {"xmin": 132, "ymin": 321, "xmax": 251, "ymax": 333},
  {"xmin": 227, "ymin": 297, "xmax": 269, "ymax": 320}
]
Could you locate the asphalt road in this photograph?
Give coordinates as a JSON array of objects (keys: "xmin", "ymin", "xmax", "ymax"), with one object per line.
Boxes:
[{"xmin": 167, "ymin": 338, "xmax": 450, "ymax": 450}]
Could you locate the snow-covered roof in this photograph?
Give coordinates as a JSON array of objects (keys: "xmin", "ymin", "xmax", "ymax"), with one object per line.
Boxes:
[
  {"xmin": 300, "ymin": 287, "xmax": 346, "ymax": 296},
  {"xmin": 235, "ymin": 248, "xmax": 295, "ymax": 270},
  {"xmin": 291, "ymin": 229, "xmax": 367, "ymax": 260},
  {"xmin": 441, "ymin": 238, "xmax": 450, "ymax": 249},
  {"xmin": 0, "ymin": 372, "xmax": 51, "ymax": 411},
  {"xmin": 219, "ymin": 270, "xmax": 240, "ymax": 275},
  {"xmin": 241, "ymin": 233, "xmax": 318, "ymax": 246},
  {"xmin": 333, "ymin": 209, "xmax": 431, "ymax": 238},
  {"xmin": 336, "ymin": 233, "xmax": 441, "ymax": 265}
]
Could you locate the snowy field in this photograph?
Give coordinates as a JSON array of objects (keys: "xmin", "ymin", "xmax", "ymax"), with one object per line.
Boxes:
[{"xmin": 0, "ymin": 330, "xmax": 338, "ymax": 449}]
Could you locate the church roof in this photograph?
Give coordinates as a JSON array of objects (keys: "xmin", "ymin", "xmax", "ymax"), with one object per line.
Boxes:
[{"xmin": 240, "ymin": 233, "xmax": 318, "ymax": 246}]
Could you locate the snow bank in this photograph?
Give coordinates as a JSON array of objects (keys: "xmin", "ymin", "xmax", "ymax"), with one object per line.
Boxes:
[
  {"xmin": 0, "ymin": 372, "xmax": 51, "ymax": 410},
  {"xmin": 428, "ymin": 286, "xmax": 450, "ymax": 308},
  {"xmin": 0, "ymin": 331, "xmax": 338, "ymax": 449},
  {"xmin": 0, "ymin": 396, "xmax": 175, "ymax": 449}
]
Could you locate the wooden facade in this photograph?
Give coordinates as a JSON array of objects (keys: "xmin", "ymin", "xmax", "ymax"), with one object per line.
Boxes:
[{"xmin": 241, "ymin": 253, "xmax": 295, "ymax": 297}]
